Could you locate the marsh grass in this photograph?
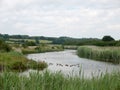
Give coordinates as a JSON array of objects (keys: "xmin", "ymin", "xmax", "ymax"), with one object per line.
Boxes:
[
  {"xmin": 0, "ymin": 71, "xmax": 120, "ymax": 90},
  {"xmin": 0, "ymin": 51, "xmax": 47, "ymax": 72},
  {"xmin": 77, "ymin": 46, "xmax": 120, "ymax": 64}
]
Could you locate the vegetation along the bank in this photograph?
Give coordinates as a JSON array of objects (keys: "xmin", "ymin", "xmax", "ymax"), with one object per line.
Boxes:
[
  {"xmin": 22, "ymin": 44, "xmax": 64, "ymax": 54},
  {"xmin": 0, "ymin": 71, "xmax": 120, "ymax": 90},
  {"xmin": 0, "ymin": 39, "xmax": 47, "ymax": 72},
  {"xmin": 77, "ymin": 46, "xmax": 120, "ymax": 64},
  {"xmin": 0, "ymin": 51, "xmax": 48, "ymax": 72}
]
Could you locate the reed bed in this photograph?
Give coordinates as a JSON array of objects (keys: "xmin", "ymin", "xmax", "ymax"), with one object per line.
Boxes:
[
  {"xmin": 0, "ymin": 71, "xmax": 120, "ymax": 90},
  {"xmin": 77, "ymin": 46, "xmax": 120, "ymax": 64}
]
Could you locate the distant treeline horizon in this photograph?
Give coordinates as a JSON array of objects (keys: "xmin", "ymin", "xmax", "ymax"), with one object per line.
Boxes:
[
  {"xmin": 0, "ymin": 33, "xmax": 101, "ymax": 39},
  {"xmin": 0, "ymin": 33, "xmax": 120, "ymax": 46}
]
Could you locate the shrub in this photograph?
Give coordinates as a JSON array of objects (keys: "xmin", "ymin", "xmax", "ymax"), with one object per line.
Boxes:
[
  {"xmin": 10, "ymin": 62, "xmax": 27, "ymax": 72},
  {"xmin": 0, "ymin": 39, "xmax": 11, "ymax": 52},
  {"xmin": 27, "ymin": 60, "xmax": 48, "ymax": 70}
]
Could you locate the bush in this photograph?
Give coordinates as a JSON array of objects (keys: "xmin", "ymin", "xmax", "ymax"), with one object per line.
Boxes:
[
  {"xmin": 0, "ymin": 39, "xmax": 11, "ymax": 52},
  {"xmin": 27, "ymin": 60, "xmax": 48, "ymax": 70},
  {"xmin": 10, "ymin": 62, "xmax": 27, "ymax": 72}
]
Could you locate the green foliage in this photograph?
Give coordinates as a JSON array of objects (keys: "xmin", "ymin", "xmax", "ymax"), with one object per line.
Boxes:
[
  {"xmin": 25, "ymin": 41, "xmax": 36, "ymax": 46},
  {"xmin": 102, "ymin": 36, "xmax": 115, "ymax": 41},
  {"xmin": 0, "ymin": 71, "xmax": 120, "ymax": 90},
  {"xmin": 22, "ymin": 44, "xmax": 64, "ymax": 54},
  {"xmin": 1, "ymin": 33, "xmax": 120, "ymax": 46},
  {"xmin": 0, "ymin": 51, "xmax": 47, "ymax": 72},
  {"xmin": 77, "ymin": 46, "xmax": 120, "ymax": 64},
  {"xmin": 22, "ymin": 43, "xmax": 28, "ymax": 48},
  {"xmin": 28, "ymin": 60, "xmax": 48, "ymax": 70},
  {"xmin": 9, "ymin": 62, "xmax": 27, "ymax": 72},
  {"xmin": 0, "ymin": 39, "xmax": 11, "ymax": 52}
]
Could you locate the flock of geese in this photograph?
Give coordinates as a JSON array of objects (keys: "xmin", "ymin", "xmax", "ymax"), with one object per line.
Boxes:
[{"xmin": 49, "ymin": 63, "xmax": 81, "ymax": 67}]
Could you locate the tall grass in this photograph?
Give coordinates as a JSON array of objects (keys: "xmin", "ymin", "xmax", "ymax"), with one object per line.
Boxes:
[
  {"xmin": 0, "ymin": 71, "xmax": 120, "ymax": 90},
  {"xmin": 77, "ymin": 46, "xmax": 120, "ymax": 64},
  {"xmin": 0, "ymin": 51, "xmax": 47, "ymax": 72}
]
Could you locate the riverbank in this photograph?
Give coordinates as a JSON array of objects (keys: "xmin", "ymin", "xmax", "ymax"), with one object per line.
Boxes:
[
  {"xmin": 22, "ymin": 44, "xmax": 64, "ymax": 54},
  {"xmin": 0, "ymin": 71, "xmax": 120, "ymax": 90},
  {"xmin": 0, "ymin": 51, "xmax": 47, "ymax": 72},
  {"xmin": 77, "ymin": 46, "xmax": 120, "ymax": 64}
]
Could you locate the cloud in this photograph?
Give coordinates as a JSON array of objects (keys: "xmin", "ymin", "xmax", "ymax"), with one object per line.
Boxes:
[{"xmin": 0, "ymin": 0, "xmax": 120, "ymax": 39}]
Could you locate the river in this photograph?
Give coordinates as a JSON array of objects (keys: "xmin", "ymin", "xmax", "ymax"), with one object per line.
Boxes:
[{"xmin": 25, "ymin": 50, "xmax": 120, "ymax": 78}]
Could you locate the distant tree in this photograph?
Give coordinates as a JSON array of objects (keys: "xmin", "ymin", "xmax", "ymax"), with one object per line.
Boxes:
[
  {"xmin": 35, "ymin": 38, "xmax": 40, "ymax": 45},
  {"xmin": 102, "ymin": 36, "xmax": 115, "ymax": 41},
  {"xmin": 0, "ymin": 39, "xmax": 11, "ymax": 52},
  {"xmin": 22, "ymin": 43, "xmax": 28, "ymax": 48},
  {"xmin": 25, "ymin": 41, "xmax": 36, "ymax": 46}
]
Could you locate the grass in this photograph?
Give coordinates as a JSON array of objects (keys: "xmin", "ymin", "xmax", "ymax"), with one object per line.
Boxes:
[
  {"xmin": 40, "ymin": 40, "xmax": 52, "ymax": 44},
  {"xmin": 64, "ymin": 45, "xmax": 78, "ymax": 50},
  {"xmin": 77, "ymin": 46, "xmax": 120, "ymax": 64},
  {"xmin": 0, "ymin": 51, "xmax": 48, "ymax": 72},
  {"xmin": 9, "ymin": 38, "xmax": 35, "ymax": 42},
  {"xmin": 0, "ymin": 71, "xmax": 120, "ymax": 90},
  {"xmin": 9, "ymin": 38, "xmax": 52, "ymax": 44},
  {"xmin": 22, "ymin": 44, "xmax": 64, "ymax": 54}
]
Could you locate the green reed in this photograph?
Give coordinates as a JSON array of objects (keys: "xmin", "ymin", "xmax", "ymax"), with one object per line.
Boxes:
[
  {"xmin": 77, "ymin": 46, "xmax": 120, "ymax": 64},
  {"xmin": 0, "ymin": 71, "xmax": 120, "ymax": 90}
]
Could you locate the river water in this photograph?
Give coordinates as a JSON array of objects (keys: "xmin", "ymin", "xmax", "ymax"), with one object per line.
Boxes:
[{"xmin": 25, "ymin": 50, "xmax": 120, "ymax": 78}]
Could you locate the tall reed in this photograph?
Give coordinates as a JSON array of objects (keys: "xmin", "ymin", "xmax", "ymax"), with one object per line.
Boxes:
[
  {"xmin": 77, "ymin": 46, "xmax": 120, "ymax": 64},
  {"xmin": 0, "ymin": 71, "xmax": 120, "ymax": 90}
]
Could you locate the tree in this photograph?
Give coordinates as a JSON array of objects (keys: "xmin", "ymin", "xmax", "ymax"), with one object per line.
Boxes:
[
  {"xmin": 102, "ymin": 36, "xmax": 115, "ymax": 42},
  {"xmin": 0, "ymin": 39, "xmax": 11, "ymax": 52},
  {"xmin": 35, "ymin": 38, "xmax": 40, "ymax": 45}
]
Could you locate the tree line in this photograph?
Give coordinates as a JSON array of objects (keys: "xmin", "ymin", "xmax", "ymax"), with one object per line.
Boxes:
[{"xmin": 0, "ymin": 34, "xmax": 120, "ymax": 46}]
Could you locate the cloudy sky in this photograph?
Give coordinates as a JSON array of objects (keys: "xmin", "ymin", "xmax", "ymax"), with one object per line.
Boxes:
[{"xmin": 0, "ymin": 0, "xmax": 120, "ymax": 39}]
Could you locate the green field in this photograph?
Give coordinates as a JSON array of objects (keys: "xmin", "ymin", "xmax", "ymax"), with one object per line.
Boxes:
[
  {"xmin": 8, "ymin": 38, "xmax": 52, "ymax": 44},
  {"xmin": 77, "ymin": 46, "xmax": 120, "ymax": 64},
  {"xmin": 39, "ymin": 40, "xmax": 52, "ymax": 44}
]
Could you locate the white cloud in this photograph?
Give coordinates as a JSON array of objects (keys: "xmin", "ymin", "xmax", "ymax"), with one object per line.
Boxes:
[
  {"xmin": 0, "ymin": 0, "xmax": 120, "ymax": 39},
  {"xmin": 107, "ymin": 24, "xmax": 120, "ymax": 30}
]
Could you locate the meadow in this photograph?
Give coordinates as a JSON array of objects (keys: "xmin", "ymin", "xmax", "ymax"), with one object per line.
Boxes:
[{"xmin": 77, "ymin": 46, "xmax": 120, "ymax": 64}]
